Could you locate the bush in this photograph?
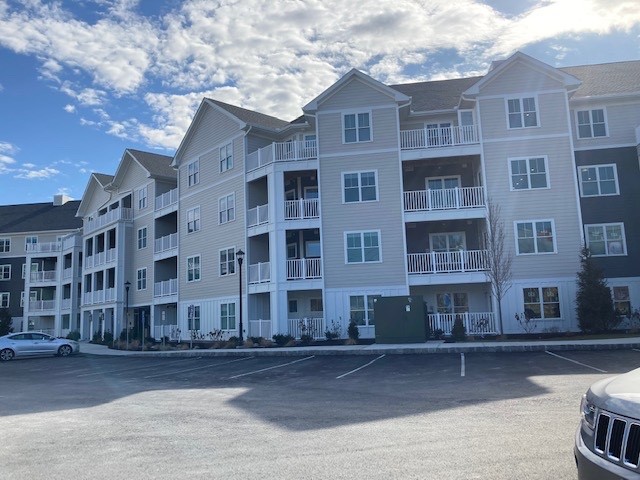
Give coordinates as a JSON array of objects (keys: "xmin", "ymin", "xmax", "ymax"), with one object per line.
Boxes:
[
  {"xmin": 300, "ymin": 334, "xmax": 313, "ymax": 345},
  {"xmin": 576, "ymin": 246, "xmax": 619, "ymax": 332},
  {"xmin": 0, "ymin": 308, "xmax": 13, "ymax": 336},
  {"xmin": 451, "ymin": 316, "xmax": 466, "ymax": 341},
  {"xmin": 432, "ymin": 328, "xmax": 445, "ymax": 340},
  {"xmin": 347, "ymin": 320, "xmax": 360, "ymax": 340},
  {"xmin": 272, "ymin": 333, "xmax": 294, "ymax": 347},
  {"xmin": 91, "ymin": 331, "xmax": 103, "ymax": 344},
  {"xmin": 66, "ymin": 330, "xmax": 81, "ymax": 341},
  {"xmin": 325, "ymin": 319, "xmax": 341, "ymax": 340},
  {"xmin": 103, "ymin": 331, "xmax": 114, "ymax": 344}
]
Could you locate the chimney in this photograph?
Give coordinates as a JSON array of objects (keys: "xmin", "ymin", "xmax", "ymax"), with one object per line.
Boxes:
[{"xmin": 53, "ymin": 194, "xmax": 71, "ymax": 206}]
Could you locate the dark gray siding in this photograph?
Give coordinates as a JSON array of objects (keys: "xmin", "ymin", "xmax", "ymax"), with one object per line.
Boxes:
[{"xmin": 0, "ymin": 256, "xmax": 25, "ymax": 319}]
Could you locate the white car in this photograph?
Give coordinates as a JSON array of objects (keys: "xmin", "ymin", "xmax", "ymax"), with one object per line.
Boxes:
[{"xmin": 0, "ymin": 332, "xmax": 80, "ymax": 361}]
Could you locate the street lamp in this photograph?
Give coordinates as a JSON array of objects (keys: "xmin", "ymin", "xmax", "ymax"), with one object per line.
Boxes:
[
  {"xmin": 125, "ymin": 280, "xmax": 130, "ymax": 350},
  {"xmin": 236, "ymin": 249, "xmax": 245, "ymax": 344}
]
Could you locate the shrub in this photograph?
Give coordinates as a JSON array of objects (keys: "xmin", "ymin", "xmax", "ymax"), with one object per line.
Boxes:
[
  {"xmin": 576, "ymin": 246, "xmax": 619, "ymax": 332},
  {"xmin": 515, "ymin": 311, "xmax": 537, "ymax": 334},
  {"xmin": 103, "ymin": 331, "xmax": 114, "ymax": 345},
  {"xmin": 300, "ymin": 334, "xmax": 313, "ymax": 345},
  {"xmin": 325, "ymin": 319, "xmax": 341, "ymax": 340},
  {"xmin": 0, "ymin": 308, "xmax": 13, "ymax": 336},
  {"xmin": 272, "ymin": 333, "xmax": 294, "ymax": 347},
  {"xmin": 249, "ymin": 336, "xmax": 263, "ymax": 345},
  {"xmin": 432, "ymin": 328, "xmax": 445, "ymax": 340},
  {"xmin": 91, "ymin": 331, "xmax": 103, "ymax": 344},
  {"xmin": 451, "ymin": 316, "xmax": 466, "ymax": 341},
  {"xmin": 347, "ymin": 320, "xmax": 360, "ymax": 340},
  {"xmin": 66, "ymin": 330, "xmax": 81, "ymax": 341}
]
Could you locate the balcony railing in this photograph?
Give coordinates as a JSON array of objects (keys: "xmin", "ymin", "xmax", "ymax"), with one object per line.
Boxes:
[
  {"xmin": 29, "ymin": 300, "xmax": 56, "ymax": 311},
  {"xmin": 26, "ymin": 242, "xmax": 61, "ymax": 253},
  {"xmin": 62, "ymin": 235, "xmax": 82, "ymax": 250},
  {"xmin": 155, "ymin": 188, "xmax": 178, "ymax": 211},
  {"xmin": 85, "ymin": 207, "xmax": 133, "ymax": 234},
  {"xmin": 400, "ymin": 125, "xmax": 479, "ymax": 150},
  {"xmin": 29, "ymin": 270, "xmax": 57, "ymax": 283},
  {"xmin": 404, "ymin": 186, "xmax": 486, "ymax": 212},
  {"xmin": 285, "ymin": 198, "xmax": 320, "ymax": 220},
  {"xmin": 248, "ymin": 262, "xmax": 271, "ymax": 284},
  {"xmin": 154, "ymin": 233, "xmax": 178, "ymax": 254},
  {"xmin": 246, "ymin": 139, "xmax": 317, "ymax": 171},
  {"xmin": 154, "ymin": 278, "xmax": 178, "ymax": 297},
  {"xmin": 62, "ymin": 267, "xmax": 73, "ymax": 280},
  {"xmin": 61, "ymin": 298, "xmax": 72, "ymax": 310},
  {"xmin": 248, "ymin": 319, "xmax": 272, "ymax": 340},
  {"xmin": 286, "ymin": 258, "xmax": 322, "ymax": 280},
  {"xmin": 287, "ymin": 317, "xmax": 325, "ymax": 340},
  {"xmin": 153, "ymin": 324, "xmax": 181, "ymax": 341},
  {"xmin": 428, "ymin": 312, "xmax": 497, "ymax": 336},
  {"xmin": 407, "ymin": 250, "xmax": 488, "ymax": 274},
  {"xmin": 247, "ymin": 204, "xmax": 269, "ymax": 227}
]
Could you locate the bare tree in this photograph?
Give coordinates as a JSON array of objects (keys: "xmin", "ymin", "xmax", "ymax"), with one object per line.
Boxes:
[{"xmin": 484, "ymin": 200, "xmax": 513, "ymax": 335}]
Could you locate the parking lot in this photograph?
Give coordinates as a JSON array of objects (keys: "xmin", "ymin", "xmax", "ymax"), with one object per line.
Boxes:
[{"xmin": 2, "ymin": 349, "xmax": 640, "ymax": 479}]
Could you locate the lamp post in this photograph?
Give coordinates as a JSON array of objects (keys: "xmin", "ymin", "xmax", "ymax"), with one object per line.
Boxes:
[
  {"xmin": 236, "ymin": 249, "xmax": 245, "ymax": 344},
  {"xmin": 125, "ymin": 281, "xmax": 130, "ymax": 350}
]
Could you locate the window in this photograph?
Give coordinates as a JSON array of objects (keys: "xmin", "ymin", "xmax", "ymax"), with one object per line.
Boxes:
[
  {"xmin": 515, "ymin": 220, "xmax": 555, "ymax": 254},
  {"xmin": 220, "ymin": 142, "xmax": 233, "ymax": 172},
  {"xmin": 188, "ymin": 305, "xmax": 200, "ymax": 331},
  {"xmin": 585, "ymin": 223, "xmax": 626, "ymax": 256},
  {"xmin": 350, "ymin": 294, "xmax": 381, "ymax": 326},
  {"xmin": 346, "ymin": 231, "xmax": 381, "ymax": 263},
  {"xmin": 343, "ymin": 112, "xmax": 371, "ymax": 143},
  {"xmin": 219, "ymin": 248, "xmax": 235, "ymax": 276},
  {"xmin": 20, "ymin": 291, "xmax": 24, "ymax": 307},
  {"xmin": 523, "ymin": 287, "xmax": 560, "ymax": 319},
  {"xmin": 21, "ymin": 263, "xmax": 25, "ymax": 279},
  {"xmin": 221, "ymin": 302, "xmax": 236, "ymax": 330},
  {"xmin": 613, "ymin": 287, "xmax": 631, "ymax": 317},
  {"xmin": 187, "ymin": 207, "xmax": 200, "ymax": 233},
  {"xmin": 219, "ymin": 193, "xmax": 235, "ymax": 224},
  {"xmin": 187, "ymin": 255, "xmax": 201, "ymax": 282},
  {"xmin": 430, "ymin": 232, "xmax": 466, "ymax": 252},
  {"xmin": 136, "ymin": 268, "xmax": 147, "ymax": 290},
  {"xmin": 0, "ymin": 292, "xmax": 9, "ymax": 308},
  {"xmin": 0, "ymin": 238, "xmax": 10, "ymax": 252},
  {"xmin": 25, "ymin": 236, "xmax": 38, "ymax": 250},
  {"xmin": 436, "ymin": 293, "xmax": 469, "ymax": 314},
  {"xmin": 507, "ymin": 97, "xmax": 538, "ymax": 128},
  {"xmin": 0, "ymin": 265, "xmax": 10, "ymax": 280},
  {"xmin": 187, "ymin": 160, "xmax": 199, "ymax": 187},
  {"xmin": 138, "ymin": 186, "xmax": 148, "ymax": 209},
  {"xmin": 343, "ymin": 171, "xmax": 377, "ymax": 202},
  {"xmin": 305, "ymin": 241, "xmax": 321, "ymax": 258},
  {"xmin": 310, "ymin": 299, "xmax": 323, "ymax": 312},
  {"xmin": 288, "ymin": 300, "xmax": 298, "ymax": 313},
  {"xmin": 578, "ymin": 165, "xmax": 618, "ymax": 196},
  {"xmin": 137, "ymin": 227, "xmax": 147, "ymax": 249},
  {"xmin": 577, "ymin": 109, "xmax": 607, "ymax": 138},
  {"xmin": 510, "ymin": 157, "xmax": 548, "ymax": 190}
]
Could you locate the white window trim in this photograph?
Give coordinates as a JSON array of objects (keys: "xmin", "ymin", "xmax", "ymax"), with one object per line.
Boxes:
[
  {"xmin": 218, "ymin": 193, "xmax": 236, "ymax": 225},
  {"xmin": 25, "ymin": 236, "xmax": 38, "ymax": 250},
  {"xmin": 220, "ymin": 302, "xmax": 237, "ymax": 331},
  {"xmin": 522, "ymin": 286, "xmax": 562, "ymax": 320},
  {"xmin": 349, "ymin": 293, "xmax": 381, "ymax": 327},
  {"xmin": 0, "ymin": 265, "xmax": 11, "ymax": 280},
  {"xmin": 0, "ymin": 292, "xmax": 9, "ymax": 308},
  {"xmin": 0, "ymin": 238, "xmax": 10, "ymax": 253},
  {"xmin": 508, "ymin": 156, "xmax": 550, "ymax": 191},
  {"xmin": 187, "ymin": 160, "xmax": 200, "ymax": 187},
  {"xmin": 138, "ymin": 185, "xmax": 148, "ymax": 210},
  {"xmin": 344, "ymin": 230, "xmax": 382, "ymax": 264},
  {"xmin": 342, "ymin": 110, "xmax": 373, "ymax": 144},
  {"xmin": 584, "ymin": 222, "xmax": 627, "ymax": 257},
  {"xmin": 578, "ymin": 164, "xmax": 619, "ymax": 197},
  {"xmin": 575, "ymin": 107, "xmax": 608, "ymax": 139},
  {"xmin": 136, "ymin": 268, "xmax": 147, "ymax": 291},
  {"xmin": 137, "ymin": 227, "xmax": 148, "ymax": 250},
  {"xmin": 428, "ymin": 232, "xmax": 467, "ymax": 252},
  {"xmin": 514, "ymin": 219, "xmax": 557, "ymax": 255},
  {"xmin": 219, "ymin": 142, "xmax": 234, "ymax": 173},
  {"xmin": 342, "ymin": 170, "xmax": 379, "ymax": 204},
  {"xmin": 186, "ymin": 206, "xmax": 201, "ymax": 234},
  {"xmin": 505, "ymin": 95, "xmax": 539, "ymax": 130},
  {"xmin": 187, "ymin": 255, "xmax": 201, "ymax": 283},
  {"xmin": 219, "ymin": 247, "xmax": 236, "ymax": 277}
]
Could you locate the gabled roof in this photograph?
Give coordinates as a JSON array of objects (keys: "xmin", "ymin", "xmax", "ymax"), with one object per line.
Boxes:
[
  {"xmin": 209, "ymin": 99, "xmax": 290, "ymax": 131},
  {"xmin": 75, "ymin": 172, "xmax": 114, "ymax": 218},
  {"xmin": 560, "ymin": 60, "xmax": 640, "ymax": 98},
  {"xmin": 390, "ymin": 76, "xmax": 482, "ymax": 112},
  {"xmin": 111, "ymin": 149, "xmax": 175, "ymax": 188},
  {"xmin": 93, "ymin": 173, "xmax": 114, "ymax": 187},
  {"xmin": 0, "ymin": 199, "xmax": 82, "ymax": 234}
]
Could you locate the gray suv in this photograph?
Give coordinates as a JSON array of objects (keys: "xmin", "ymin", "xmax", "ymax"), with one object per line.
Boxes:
[{"xmin": 575, "ymin": 367, "xmax": 640, "ymax": 479}]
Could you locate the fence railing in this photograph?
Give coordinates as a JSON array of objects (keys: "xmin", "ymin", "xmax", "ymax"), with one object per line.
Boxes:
[
  {"xmin": 400, "ymin": 125, "xmax": 479, "ymax": 150},
  {"xmin": 153, "ymin": 324, "xmax": 181, "ymax": 341},
  {"xmin": 427, "ymin": 312, "xmax": 497, "ymax": 336},
  {"xmin": 407, "ymin": 250, "xmax": 488, "ymax": 274},
  {"xmin": 62, "ymin": 267, "xmax": 73, "ymax": 280},
  {"xmin": 26, "ymin": 241, "xmax": 61, "ymax": 253},
  {"xmin": 29, "ymin": 300, "xmax": 56, "ymax": 311},
  {"xmin": 284, "ymin": 198, "xmax": 320, "ymax": 220},
  {"xmin": 247, "ymin": 204, "xmax": 269, "ymax": 227},
  {"xmin": 248, "ymin": 262, "xmax": 271, "ymax": 284},
  {"xmin": 287, "ymin": 317, "xmax": 325, "ymax": 340},
  {"xmin": 61, "ymin": 298, "xmax": 72, "ymax": 310},
  {"xmin": 30, "ymin": 270, "xmax": 57, "ymax": 282},
  {"xmin": 286, "ymin": 258, "xmax": 322, "ymax": 280},
  {"xmin": 154, "ymin": 278, "xmax": 178, "ymax": 297},
  {"xmin": 154, "ymin": 233, "xmax": 178, "ymax": 254},
  {"xmin": 155, "ymin": 188, "xmax": 178, "ymax": 211},
  {"xmin": 85, "ymin": 207, "xmax": 133, "ymax": 234},
  {"xmin": 249, "ymin": 319, "xmax": 272, "ymax": 340},
  {"xmin": 246, "ymin": 140, "xmax": 317, "ymax": 171},
  {"xmin": 404, "ymin": 186, "xmax": 485, "ymax": 212}
]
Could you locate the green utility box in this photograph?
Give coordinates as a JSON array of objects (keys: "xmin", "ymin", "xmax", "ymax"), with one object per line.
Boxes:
[{"xmin": 374, "ymin": 295, "xmax": 427, "ymax": 344}]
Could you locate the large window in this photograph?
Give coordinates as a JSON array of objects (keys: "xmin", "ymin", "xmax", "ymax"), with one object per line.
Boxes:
[
  {"xmin": 436, "ymin": 292, "xmax": 469, "ymax": 314},
  {"xmin": 0, "ymin": 292, "xmax": 9, "ymax": 308},
  {"xmin": 25, "ymin": 236, "xmax": 38, "ymax": 250},
  {"xmin": 219, "ymin": 194, "xmax": 235, "ymax": 224},
  {"xmin": 578, "ymin": 165, "xmax": 618, "ymax": 197},
  {"xmin": 343, "ymin": 112, "xmax": 371, "ymax": 143},
  {"xmin": 585, "ymin": 223, "xmax": 626, "ymax": 256},
  {"xmin": 187, "ymin": 206, "xmax": 200, "ymax": 233},
  {"xmin": 613, "ymin": 286, "xmax": 631, "ymax": 317},
  {"xmin": 188, "ymin": 305, "xmax": 200, "ymax": 331},
  {"xmin": 509, "ymin": 157, "xmax": 548, "ymax": 190},
  {"xmin": 507, "ymin": 97, "xmax": 538, "ymax": 128},
  {"xmin": 220, "ymin": 142, "xmax": 233, "ymax": 172},
  {"xmin": 138, "ymin": 186, "xmax": 148, "ymax": 210},
  {"xmin": 219, "ymin": 248, "xmax": 235, "ymax": 276},
  {"xmin": 577, "ymin": 109, "xmax": 607, "ymax": 138},
  {"xmin": 220, "ymin": 302, "xmax": 236, "ymax": 330},
  {"xmin": 137, "ymin": 227, "xmax": 147, "ymax": 250},
  {"xmin": 350, "ymin": 294, "xmax": 381, "ymax": 326},
  {"xmin": 187, "ymin": 160, "xmax": 199, "ymax": 187},
  {"xmin": 0, "ymin": 238, "xmax": 10, "ymax": 252},
  {"xmin": 187, "ymin": 255, "xmax": 201, "ymax": 282},
  {"xmin": 343, "ymin": 171, "xmax": 377, "ymax": 203},
  {"xmin": 136, "ymin": 268, "xmax": 147, "ymax": 290},
  {"xmin": 523, "ymin": 287, "xmax": 560, "ymax": 319},
  {"xmin": 346, "ymin": 231, "xmax": 381, "ymax": 263},
  {"xmin": 515, "ymin": 220, "xmax": 555, "ymax": 254},
  {"xmin": 0, "ymin": 265, "xmax": 10, "ymax": 280}
]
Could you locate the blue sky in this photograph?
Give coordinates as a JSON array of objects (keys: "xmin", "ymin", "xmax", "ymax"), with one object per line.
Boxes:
[{"xmin": 0, "ymin": 0, "xmax": 639, "ymax": 205}]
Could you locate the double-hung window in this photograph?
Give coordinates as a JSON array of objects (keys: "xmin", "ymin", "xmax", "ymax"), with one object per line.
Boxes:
[
  {"xmin": 25, "ymin": 236, "xmax": 37, "ymax": 251},
  {"xmin": 0, "ymin": 265, "xmax": 10, "ymax": 280},
  {"xmin": 436, "ymin": 292, "xmax": 469, "ymax": 314},
  {"xmin": 220, "ymin": 303, "xmax": 236, "ymax": 330},
  {"xmin": 523, "ymin": 287, "xmax": 561, "ymax": 319},
  {"xmin": 187, "ymin": 207, "xmax": 200, "ymax": 233},
  {"xmin": 0, "ymin": 238, "xmax": 10, "ymax": 252},
  {"xmin": 187, "ymin": 160, "xmax": 199, "ymax": 187},
  {"xmin": 137, "ymin": 227, "xmax": 147, "ymax": 250},
  {"xmin": 0, "ymin": 292, "xmax": 9, "ymax": 308},
  {"xmin": 345, "ymin": 231, "xmax": 381, "ymax": 263},
  {"xmin": 509, "ymin": 157, "xmax": 548, "ymax": 190},
  {"xmin": 507, "ymin": 97, "xmax": 538, "ymax": 128},
  {"xmin": 136, "ymin": 268, "xmax": 147, "ymax": 290},
  {"xmin": 138, "ymin": 186, "xmax": 148, "ymax": 210},
  {"xmin": 343, "ymin": 171, "xmax": 377, "ymax": 202},
  {"xmin": 343, "ymin": 112, "xmax": 371, "ymax": 143},
  {"xmin": 578, "ymin": 165, "xmax": 618, "ymax": 196},
  {"xmin": 577, "ymin": 109, "xmax": 606, "ymax": 138},
  {"xmin": 585, "ymin": 223, "xmax": 626, "ymax": 256},
  {"xmin": 219, "ymin": 193, "xmax": 235, "ymax": 224},
  {"xmin": 187, "ymin": 255, "xmax": 201, "ymax": 282},
  {"xmin": 220, "ymin": 142, "xmax": 233, "ymax": 172},
  {"xmin": 219, "ymin": 248, "xmax": 235, "ymax": 276},
  {"xmin": 515, "ymin": 220, "xmax": 555, "ymax": 254},
  {"xmin": 188, "ymin": 305, "xmax": 200, "ymax": 331},
  {"xmin": 349, "ymin": 294, "xmax": 381, "ymax": 326},
  {"xmin": 613, "ymin": 286, "xmax": 631, "ymax": 316}
]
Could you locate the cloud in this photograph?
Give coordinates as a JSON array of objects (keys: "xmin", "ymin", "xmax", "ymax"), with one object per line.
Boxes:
[
  {"xmin": 64, "ymin": 104, "xmax": 76, "ymax": 113},
  {"xmin": 14, "ymin": 166, "xmax": 60, "ymax": 180}
]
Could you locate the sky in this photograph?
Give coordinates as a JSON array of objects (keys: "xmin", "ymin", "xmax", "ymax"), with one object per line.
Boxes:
[{"xmin": 0, "ymin": 0, "xmax": 639, "ymax": 206}]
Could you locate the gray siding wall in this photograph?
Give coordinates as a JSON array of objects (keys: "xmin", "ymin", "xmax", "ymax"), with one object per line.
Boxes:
[
  {"xmin": 320, "ymin": 77, "xmax": 396, "ymax": 110},
  {"xmin": 479, "ymin": 61, "xmax": 564, "ymax": 96},
  {"xmin": 572, "ymin": 101, "xmax": 640, "ymax": 148}
]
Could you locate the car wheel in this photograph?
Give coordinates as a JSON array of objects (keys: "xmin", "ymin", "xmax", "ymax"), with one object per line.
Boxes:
[
  {"xmin": 0, "ymin": 348, "xmax": 15, "ymax": 361},
  {"xmin": 57, "ymin": 345, "xmax": 73, "ymax": 357}
]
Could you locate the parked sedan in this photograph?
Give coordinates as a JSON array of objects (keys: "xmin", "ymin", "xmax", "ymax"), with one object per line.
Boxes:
[{"xmin": 0, "ymin": 332, "xmax": 80, "ymax": 361}]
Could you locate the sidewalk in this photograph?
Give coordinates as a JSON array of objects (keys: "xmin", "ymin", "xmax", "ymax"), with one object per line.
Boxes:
[{"xmin": 80, "ymin": 336, "xmax": 640, "ymax": 357}]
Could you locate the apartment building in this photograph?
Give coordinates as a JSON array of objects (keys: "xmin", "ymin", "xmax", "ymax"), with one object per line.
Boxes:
[{"xmin": 0, "ymin": 195, "xmax": 83, "ymax": 335}]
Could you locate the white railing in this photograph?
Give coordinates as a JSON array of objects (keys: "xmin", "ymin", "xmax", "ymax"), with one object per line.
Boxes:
[
  {"xmin": 85, "ymin": 207, "xmax": 133, "ymax": 234},
  {"xmin": 29, "ymin": 300, "xmax": 56, "ymax": 311},
  {"xmin": 407, "ymin": 250, "xmax": 488, "ymax": 274},
  {"xmin": 29, "ymin": 270, "xmax": 57, "ymax": 282},
  {"xmin": 400, "ymin": 125, "xmax": 479, "ymax": 150},
  {"xmin": 247, "ymin": 204, "xmax": 269, "ymax": 227},
  {"xmin": 106, "ymin": 248, "xmax": 116, "ymax": 264},
  {"xmin": 284, "ymin": 198, "xmax": 320, "ymax": 220},
  {"xmin": 404, "ymin": 186, "xmax": 486, "ymax": 212},
  {"xmin": 154, "ymin": 278, "xmax": 178, "ymax": 297},
  {"xmin": 154, "ymin": 233, "xmax": 178, "ymax": 254},
  {"xmin": 248, "ymin": 262, "xmax": 271, "ymax": 284},
  {"xmin": 153, "ymin": 324, "xmax": 181, "ymax": 341},
  {"xmin": 62, "ymin": 267, "xmax": 73, "ymax": 280},
  {"xmin": 63, "ymin": 235, "xmax": 82, "ymax": 250},
  {"xmin": 249, "ymin": 319, "xmax": 272, "ymax": 340},
  {"xmin": 286, "ymin": 258, "xmax": 322, "ymax": 280},
  {"xmin": 26, "ymin": 241, "xmax": 61, "ymax": 253},
  {"xmin": 246, "ymin": 139, "xmax": 317, "ymax": 171},
  {"xmin": 287, "ymin": 317, "xmax": 325, "ymax": 340},
  {"xmin": 82, "ymin": 290, "xmax": 106, "ymax": 305},
  {"xmin": 155, "ymin": 188, "xmax": 178, "ymax": 211},
  {"xmin": 105, "ymin": 287, "xmax": 116, "ymax": 302},
  {"xmin": 428, "ymin": 312, "xmax": 497, "ymax": 336},
  {"xmin": 61, "ymin": 298, "xmax": 72, "ymax": 310}
]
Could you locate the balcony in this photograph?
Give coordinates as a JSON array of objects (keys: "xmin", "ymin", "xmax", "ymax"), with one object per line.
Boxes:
[
  {"xmin": 287, "ymin": 317, "xmax": 325, "ymax": 340},
  {"xmin": 26, "ymin": 242, "xmax": 61, "ymax": 254},
  {"xmin": 248, "ymin": 262, "xmax": 271, "ymax": 284},
  {"xmin": 247, "ymin": 204, "xmax": 269, "ymax": 228},
  {"xmin": 84, "ymin": 248, "xmax": 116, "ymax": 269},
  {"xmin": 285, "ymin": 199, "xmax": 320, "ymax": 220},
  {"xmin": 85, "ymin": 207, "xmax": 133, "ymax": 234},
  {"xmin": 428, "ymin": 312, "xmax": 497, "ymax": 336},
  {"xmin": 404, "ymin": 186, "xmax": 486, "ymax": 221},
  {"xmin": 29, "ymin": 270, "xmax": 57, "ymax": 283},
  {"xmin": 247, "ymin": 139, "xmax": 317, "ymax": 172},
  {"xmin": 287, "ymin": 258, "xmax": 322, "ymax": 280},
  {"xmin": 61, "ymin": 298, "xmax": 72, "ymax": 310},
  {"xmin": 29, "ymin": 300, "xmax": 56, "ymax": 311},
  {"xmin": 82, "ymin": 288, "xmax": 115, "ymax": 306},
  {"xmin": 400, "ymin": 125, "xmax": 480, "ymax": 160},
  {"xmin": 154, "ymin": 278, "xmax": 178, "ymax": 297},
  {"xmin": 155, "ymin": 188, "xmax": 178, "ymax": 211},
  {"xmin": 154, "ymin": 233, "xmax": 178, "ymax": 255},
  {"xmin": 248, "ymin": 319, "xmax": 272, "ymax": 339},
  {"xmin": 407, "ymin": 250, "xmax": 489, "ymax": 274},
  {"xmin": 62, "ymin": 267, "xmax": 73, "ymax": 280}
]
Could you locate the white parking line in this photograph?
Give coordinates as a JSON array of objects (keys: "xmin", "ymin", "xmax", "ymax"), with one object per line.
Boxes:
[
  {"xmin": 634, "ymin": 349, "xmax": 640, "ymax": 353},
  {"xmin": 229, "ymin": 356, "xmax": 315, "ymax": 379},
  {"xmin": 76, "ymin": 358, "xmax": 195, "ymax": 377},
  {"xmin": 144, "ymin": 356, "xmax": 253, "ymax": 379},
  {"xmin": 545, "ymin": 351, "xmax": 607, "ymax": 373},
  {"xmin": 336, "ymin": 354, "xmax": 385, "ymax": 379},
  {"xmin": 460, "ymin": 353, "xmax": 465, "ymax": 377}
]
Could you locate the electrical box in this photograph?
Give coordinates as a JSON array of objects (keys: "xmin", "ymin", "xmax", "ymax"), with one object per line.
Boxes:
[{"xmin": 374, "ymin": 295, "xmax": 427, "ymax": 344}]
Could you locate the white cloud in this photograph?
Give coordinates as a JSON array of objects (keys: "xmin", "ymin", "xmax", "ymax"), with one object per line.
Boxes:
[
  {"xmin": 64, "ymin": 104, "xmax": 76, "ymax": 113},
  {"xmin": 15, "ymin": 166, "xmax": 60, "ymax": 180}
]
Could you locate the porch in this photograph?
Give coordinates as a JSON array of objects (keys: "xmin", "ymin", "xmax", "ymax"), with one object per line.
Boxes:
[
  {"xmin": 428, "ymin": 312, "xmax": 498, "ymax": 336},
  {"xmin": 246, "ymin": 139, "xmax": 317, "ymax": 171}
]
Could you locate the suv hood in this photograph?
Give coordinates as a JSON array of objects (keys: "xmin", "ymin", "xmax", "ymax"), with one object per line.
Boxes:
[{"xmin": 589, "ymin": 367, "xmax": 640, "ymax": 418}]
